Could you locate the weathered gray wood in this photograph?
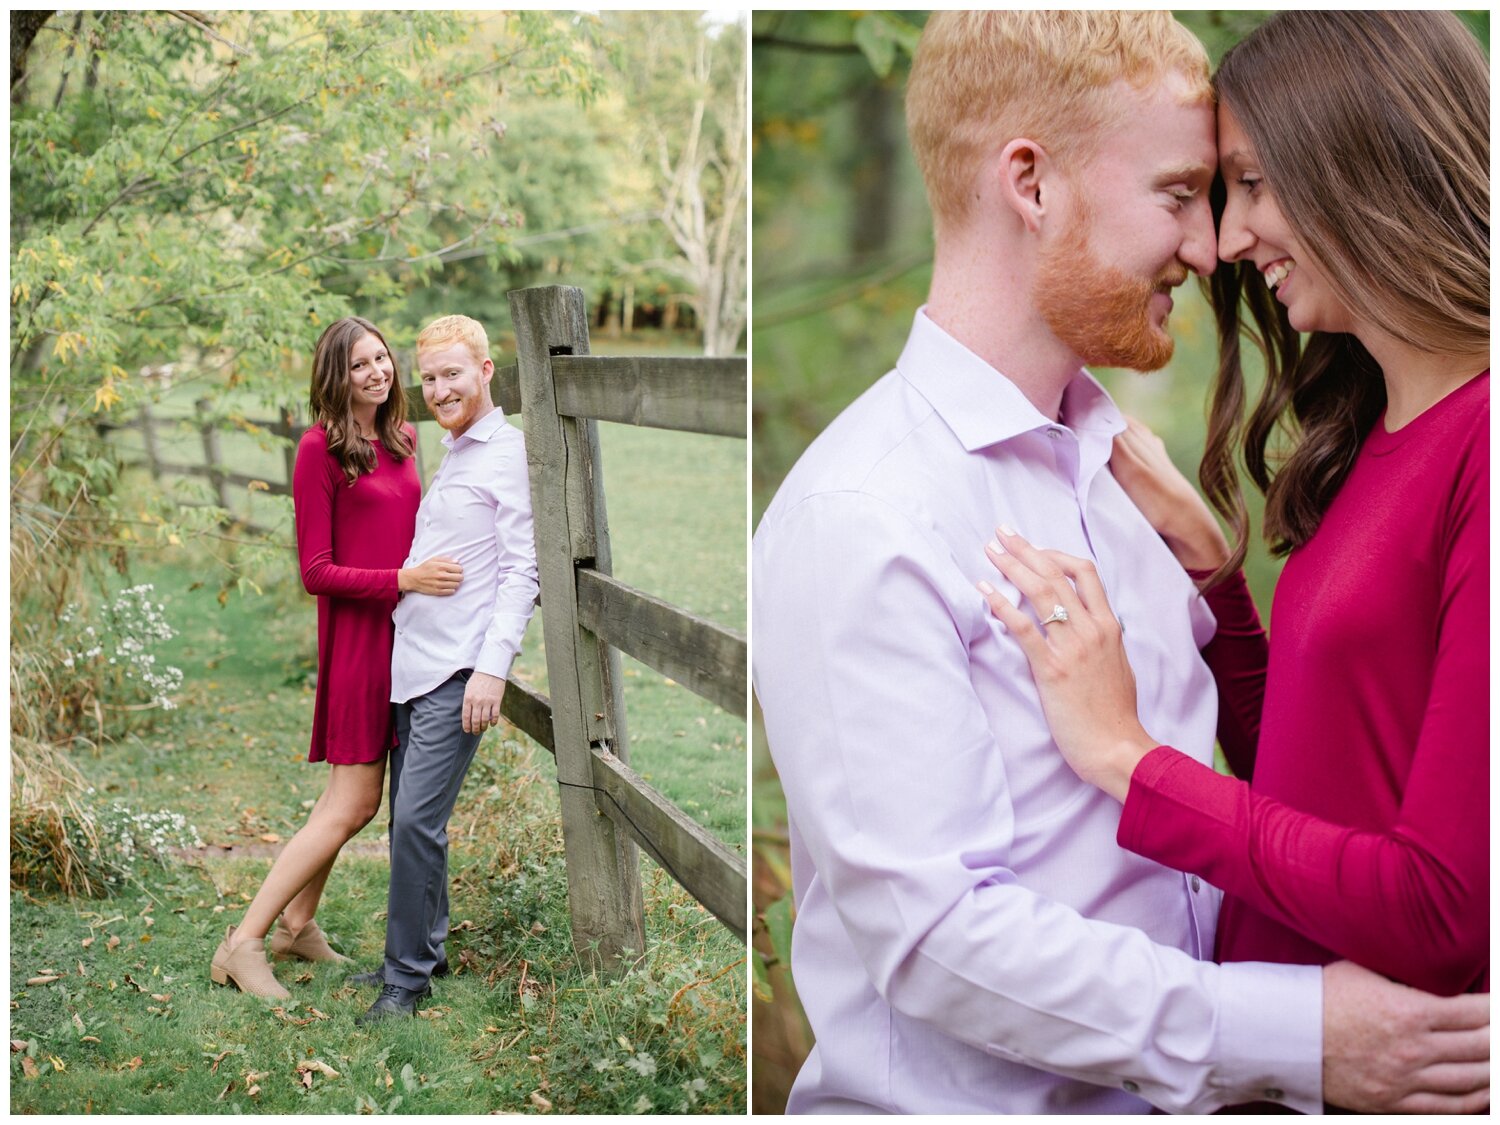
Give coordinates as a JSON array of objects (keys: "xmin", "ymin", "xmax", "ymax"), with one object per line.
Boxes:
[
  {"xmin": 492, "ymin": 363, "xmax": 521, "ymax": 416},
  {"xmin": 511, "ymin": 283, "xmax": 645, "ymax": 974},
  {"xmin": 501, "ymin": 677, "xmax": 554, "ymax": 756},
  {"xmin": 195, "ymin": 399, "xmax": 232, "ymax": 509},
  {"xmin": 588, "ymin": 743, "xmax": 747, "ymax": 942},
  {"xmin": 550, "ymin": 355, "xmax": 746, "ymax": 438},
  {"xmin": 139, "ymin": 403, "xmax": 162, "ymax": 480},
  {"xmin": 276, "ymin": 408, "xmax": 300, "ymax": 493},
  {"xmin": 576, "ymin": 570, "xmax": 745, "ymax": 716}
]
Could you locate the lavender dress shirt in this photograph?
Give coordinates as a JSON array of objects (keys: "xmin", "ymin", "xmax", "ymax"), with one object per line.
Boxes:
[
  {"xmin": 752, "ymin": 310, "xmax": 1322, "ymax": 1114},
  {"xmin": 391, "ymin": 406, "xmax": 539, "ymax": 704}
]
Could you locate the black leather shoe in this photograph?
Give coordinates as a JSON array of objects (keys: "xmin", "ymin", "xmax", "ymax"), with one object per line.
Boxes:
[
  {"xmin": 356, "ymin": 983, "xmax": 427, "ymax": 1024},
  {"xmin": 348, "ymin": 959, "xmax": 448, "ymax": 988}
]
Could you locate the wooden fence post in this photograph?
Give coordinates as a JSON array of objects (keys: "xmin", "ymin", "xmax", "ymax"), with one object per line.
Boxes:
[
  {"xmin": 277, "ymin": 407, "xmax": 300, "ymax": 491},
  {"xmin": 139, "ymin": 402, "xmax": 163, "ymax": 481},
  {"xmin": 195, "ymin": 398, "xmax": 231, "ymax": 510},
  {"xmin": 509, "ymin": 284, "xmax": 645, "ymax": 974}
]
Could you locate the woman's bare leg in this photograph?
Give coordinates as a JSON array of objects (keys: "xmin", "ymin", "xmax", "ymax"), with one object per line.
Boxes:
[
  {"xmin": 228, "ymin": 758, "xmax": 385, "ymax": 950},
  {"xmin": 282, "ymin": 856, "xmax": 337, "ymax": 933}
]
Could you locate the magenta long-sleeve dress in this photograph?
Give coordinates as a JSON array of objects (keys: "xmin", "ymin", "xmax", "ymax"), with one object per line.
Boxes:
[
  {"xmin": 292, "ymin": 422, "xmax": 420, "ymax": 765},
  {"xmin": 1119, "ymin": 371, "xmax": 1488, "ymax": 998}
]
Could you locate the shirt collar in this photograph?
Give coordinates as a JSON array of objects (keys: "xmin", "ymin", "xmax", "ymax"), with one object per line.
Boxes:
[
  {"xmin": 896, "ymin": 307, "xmax": 1124, "ymax": 452},
  {"xmin": 439, "ymin": 403, "xmax": 508, "ymax": 449}
]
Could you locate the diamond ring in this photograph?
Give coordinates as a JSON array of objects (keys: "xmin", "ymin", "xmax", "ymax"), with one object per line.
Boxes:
[{"xmin": 1040, "ymin": 605, "xmax": 1069, "ymax": 626}]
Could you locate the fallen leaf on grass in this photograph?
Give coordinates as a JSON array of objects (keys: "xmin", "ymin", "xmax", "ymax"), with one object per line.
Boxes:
[
  {"xmin": 26, "ymin": 975, "xmax": 61, "ymax": 985},
  {"xmin": 259, "ymin": 834, "xmax": 281, "ymax": 844},
  {"xmin": 77, "ymin": 961, "xmax": 88, "ymax": 977},
  {"xmin": 151, "ymin": 993, "xmax": 172, "ymax": 1003},
  {"xmin": 208, "ymin": 1049, "xmax": 234, "ymax": 1072},
  {"xmin": 81, "ymin": 937, "xmax": 95, "ymax": 949},
  {"xmin": 80, "ymin": 1037, "xmax": 100, "ymax": 1044},
  {"xmin": 528, "ymin": 1091, "xmax": 552, "ymax": 1112},
  {"xmin": 122, "ymin": 974, "xmax": 147, "ymax": 992},
  {"xmin": 126, "ymin": 1056, "xmax": 144, "ymax": 1070},
  {"xmin": 271, "ymin": 1006, "xmax": 329, "ymax": 1026},
  {"xmin": 246, "ymin": 1084, "xmax": 261, "ymax": 1097},
  {"xmin": 452, "ymin": 919, "xmax": 476, "ymax": 932},
  {"xmin": 106, "ymin": 936, "xmax": 120, "ymax": 952},
  {"xmin": 11, "ymin": 1041, "xmax": 28, "ymax": 1053},
  {"xmin": 295, "ymin": 1059, "xmax": 341, "ymax": 1086},
  {"xmin": 49, "ymin": 1055, "xmax": 66, "ymax": 1072},
  {"xmin": 72, "ymin": 1013, "xmax": 85, "ymax": 1034},
  {"xmin": 217, "ymin": 1081, "xmax": 236, "ymax": 1101},
  {"xmin": 21, "ymin": 1057, "xmax": 38, "ymax": 1079},
  {"xmin": 415, "ymin": 1008, "xmax": 447, "ymax": 1021}
]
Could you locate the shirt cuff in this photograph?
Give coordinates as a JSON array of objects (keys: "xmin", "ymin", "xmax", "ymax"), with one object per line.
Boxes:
[
  {"xmin": 1213, "ymin": 960, "xmax": 1323, "ymax": 1113},
  {"xmin": 475, "ymin": 638, "xmax": 520, "ymax": 681}
]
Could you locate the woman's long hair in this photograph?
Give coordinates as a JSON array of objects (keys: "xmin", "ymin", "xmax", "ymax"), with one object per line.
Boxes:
[
  {"xmin": 1199, "ymin": 11, "xmax": 1488, "ymax": 587},
  {"xmin": 308, "ymin": 317, "xmax": 415, "ymax": 486}
]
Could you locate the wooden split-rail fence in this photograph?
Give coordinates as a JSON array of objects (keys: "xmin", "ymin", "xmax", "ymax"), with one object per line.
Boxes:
[{"xmin": 105, "ymin": 285, "xmax": 748, "ymax": 971}]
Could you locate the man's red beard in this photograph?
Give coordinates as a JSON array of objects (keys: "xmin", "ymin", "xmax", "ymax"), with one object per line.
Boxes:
[{"xmin": 1036, "ymin": 205, "xmax": 1186, "ymax": 372}]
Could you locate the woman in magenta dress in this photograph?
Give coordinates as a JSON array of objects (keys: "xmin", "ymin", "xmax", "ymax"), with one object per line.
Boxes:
[
  {"xmin": 979, "ymin": 11, "xmax": 1487, "ymax": 1109},
  {"xmin": 211, "ymin": 316, "xmax": 462, "ymax": 999}
]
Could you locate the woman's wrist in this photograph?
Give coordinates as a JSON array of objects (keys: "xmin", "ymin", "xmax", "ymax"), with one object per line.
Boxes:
[
  {"xmin": 1093, "ymin": 737, "xmax": 1158, "ymax": 804},
  {"xmin": 1158, "ymin": 511, "xmax": 1231, "ymax": 572}
]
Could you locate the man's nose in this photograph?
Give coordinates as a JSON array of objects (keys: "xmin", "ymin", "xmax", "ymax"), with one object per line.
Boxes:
[{"xmin": 1180, "ymin": 198, "xmax": 1219, "ymax": 277}]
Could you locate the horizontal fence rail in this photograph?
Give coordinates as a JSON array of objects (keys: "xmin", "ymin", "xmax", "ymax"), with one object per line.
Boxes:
[
  {"xmin": 576, "ymin": 569, "xmax": 746, "ymax": 717},
  {"xmin": 588, "ymin": 744, "xmax": 747, "ymax": 942},
  {"xmin": 551, "ymin": 355, "xmax": 746, "ymax": 438}
]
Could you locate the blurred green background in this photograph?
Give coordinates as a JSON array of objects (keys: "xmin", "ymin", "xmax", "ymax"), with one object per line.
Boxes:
[{"xmin": 748, "ymin": 9, "xmax": 1488, "ymax": 1113}]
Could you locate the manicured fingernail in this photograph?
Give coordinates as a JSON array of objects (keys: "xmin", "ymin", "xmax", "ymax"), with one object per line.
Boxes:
[
  {"xmin": 986, "ymin": 539, "xmax": 1005, "ymax": 555},
  {"xmin": 998, "ymin": 524, "xmax": 1016, "ymax": 537},
  {"xmin": 978, "ymin": 580, "xmax": 995, "ymax": 595}
]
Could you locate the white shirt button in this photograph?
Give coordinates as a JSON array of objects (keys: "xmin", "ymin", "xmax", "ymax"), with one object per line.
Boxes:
[
  {"xmin": 1122, "ymin": 1080, "xmax": 1140, "ymax": 1094},
  {"xmin": 1191, "ymin": 875, "xmax": 1201, "ymax": 893},
  {"xmin": 1045, "ymin": 426, "xmax": 1063, "ymax": 439}
]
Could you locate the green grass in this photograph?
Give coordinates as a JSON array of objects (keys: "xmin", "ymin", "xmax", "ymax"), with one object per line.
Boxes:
[{"xmin": 11, "ymin": 348, "xmax": 747, "ymax": 1113}]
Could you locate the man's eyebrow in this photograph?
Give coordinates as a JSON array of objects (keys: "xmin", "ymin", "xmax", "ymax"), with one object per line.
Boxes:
[{"xmin": 1154, "ymin": 160, "xmax": 1214, "ymax": 183}]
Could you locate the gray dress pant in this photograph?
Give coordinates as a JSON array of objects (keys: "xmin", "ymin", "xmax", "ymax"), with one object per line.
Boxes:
[{"xmin": 384, "ymin": 671, "xmax": 482, "ymax": 991}]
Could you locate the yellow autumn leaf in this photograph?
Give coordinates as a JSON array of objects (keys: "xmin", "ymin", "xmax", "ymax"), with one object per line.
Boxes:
[
  {"xmin": 146, "ymin": 106, "xmax": 161, "ymax": 120},
  {"xmin": 93, "ymin": 381, "xmax": 123, "ymax": 412}
]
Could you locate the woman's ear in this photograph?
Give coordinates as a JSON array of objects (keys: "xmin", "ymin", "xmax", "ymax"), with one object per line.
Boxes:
[{"xmin": 997, "ymin": 138, "xmax": 1053, "ymax": 233}]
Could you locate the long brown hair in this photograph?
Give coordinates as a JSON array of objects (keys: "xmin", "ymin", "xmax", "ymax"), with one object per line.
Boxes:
[
  {"xmin": 1199, "ymin": 11, "xmax": 1489, "ymax": 586},
  {"xmin": 308, "ymin": 316, "xmax": 415, "ymax": 485}
]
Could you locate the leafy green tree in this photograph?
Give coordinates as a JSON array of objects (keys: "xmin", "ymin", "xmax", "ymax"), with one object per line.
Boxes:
[{"xmin": 604, "ymin": 12, "xmax": 746, "ymax": 356}]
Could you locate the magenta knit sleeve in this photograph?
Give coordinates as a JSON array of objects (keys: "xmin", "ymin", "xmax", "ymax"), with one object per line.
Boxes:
[
  {"xmin": 1120, "ymin": 446, "xmax": 1489, "ymax": 996},
  {"xmin": 292, "ymin": 429, "xmax": 400, "ymax": 600},
  {"xmin": 1189, "ymin": 568, "xmax": 1268, "ymax": 782}
]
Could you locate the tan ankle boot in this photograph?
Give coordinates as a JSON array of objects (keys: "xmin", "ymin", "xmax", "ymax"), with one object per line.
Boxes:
[
  {"xmin": 210, "ymin": 925, "xmax": 291, "ymax": 999},
  {"xmin": 269, "ymin": 918, "xmax": 350, "ymax": 964}
]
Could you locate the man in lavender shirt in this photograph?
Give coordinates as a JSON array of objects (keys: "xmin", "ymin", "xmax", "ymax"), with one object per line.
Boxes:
[
  {"xmin": 355, "ymin": 314, "xmax": 539, "ymax": 1023},
  {"xmin": 753, "ymin": 12, "xmax": 1486, "ymax": 1113}
]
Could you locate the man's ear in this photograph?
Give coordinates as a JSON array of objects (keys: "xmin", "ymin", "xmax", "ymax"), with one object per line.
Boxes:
[
  {"xmin": 480, "ymin": 356, "xmax": 495, "ymax": 383},
  {"xmin": 997, "ymin": 138, "xmax": 1053, "ymax": 233}
]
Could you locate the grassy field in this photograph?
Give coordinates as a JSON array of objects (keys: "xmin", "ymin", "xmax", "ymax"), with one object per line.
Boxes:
[{"xmin": 10, "ymin": 339, "xmax": 747, "ymax": 1114}]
